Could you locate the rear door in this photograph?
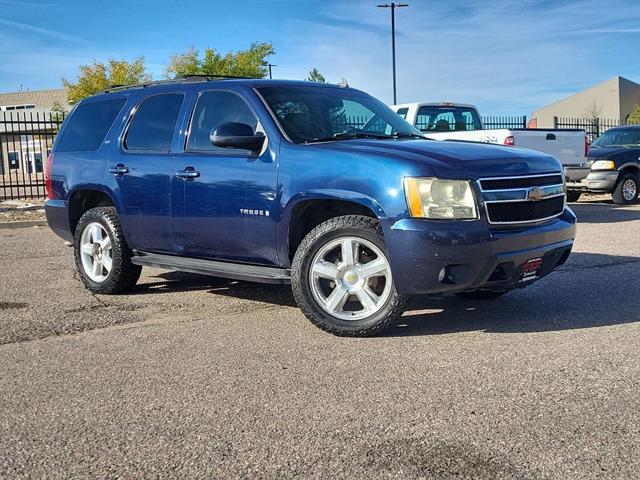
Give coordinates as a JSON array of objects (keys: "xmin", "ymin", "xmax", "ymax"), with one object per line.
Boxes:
[
  {"xmin": 171, "ymin": 89, "xmax": 278, "ymax": 265},
  {"xmin": 115, "ymin": 92, "xmax": 185, "ymax": 253}
]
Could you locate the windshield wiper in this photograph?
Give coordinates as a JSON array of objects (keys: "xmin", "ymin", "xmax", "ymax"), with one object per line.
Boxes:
[
  {"xmin": 305, "ymin": 131, "xmax": 395, "ymax": 143},
  {"xmin": 391, "ymin": 132, "xmax": 429, "ymax": 140}
]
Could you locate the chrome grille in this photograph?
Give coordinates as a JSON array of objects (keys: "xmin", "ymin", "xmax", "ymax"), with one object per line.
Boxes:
[
  {"xmin": 478, "ymin": 173, "xmax": 565, "ymax": 224},
  {"xmin": 480, "ymin": 174, "xmax": 564, "ymax": 191}
]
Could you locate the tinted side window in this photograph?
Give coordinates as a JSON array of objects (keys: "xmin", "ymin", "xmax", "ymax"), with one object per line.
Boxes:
[
  {"xmin": 187, "ymin": 91, "xmax": 258, "ymax": 152},
  {"xmin": 396, "ymin": 107, "xmax": 409, "ymax": 120},
  {"xmin": 125, "ymin": 93, "xmax": 183, "ymax": 151},
  {"xmin": 56, "ymin": 98, "xmax": 126, "ymax": 152}
]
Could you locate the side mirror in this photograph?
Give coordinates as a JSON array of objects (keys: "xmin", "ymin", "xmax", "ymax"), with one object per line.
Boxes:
[{"xmin": 210, "ymin": 122, "xmax": 265, "ymax": 152}]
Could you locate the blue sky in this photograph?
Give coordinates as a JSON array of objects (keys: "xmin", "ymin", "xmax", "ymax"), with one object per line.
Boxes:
[{"xmin": 0, "ymin": 0, "xmax": 639, "ymax": 114}]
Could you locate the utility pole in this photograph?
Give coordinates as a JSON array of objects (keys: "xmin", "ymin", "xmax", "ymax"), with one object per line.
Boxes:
[
  {"xmin": 377, "ymin": 3, "xmax": 409, "ymax": 104},
  {"xmin": 267, "ymin": 63, "xmax": 277, "ymax": 79}
]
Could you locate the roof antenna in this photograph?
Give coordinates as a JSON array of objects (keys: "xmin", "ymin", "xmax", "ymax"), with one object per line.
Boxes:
[{"xmin": 337, "ymin": 77, "xmax": 349, "ymax": 88}]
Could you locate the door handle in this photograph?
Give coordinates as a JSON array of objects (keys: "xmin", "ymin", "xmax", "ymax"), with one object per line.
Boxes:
[
  {"xmin": 176, "ymin": 167, "xmax": 200, "ymax": 180},
  {"xmin": 109, "ymin": 164, "xmax": 129, "ymax": 175}
]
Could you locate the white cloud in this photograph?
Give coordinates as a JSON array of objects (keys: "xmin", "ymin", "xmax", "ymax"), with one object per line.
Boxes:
[{"xmin": 0, "ymin": 18, "xmax": 84, "ymax": 43}]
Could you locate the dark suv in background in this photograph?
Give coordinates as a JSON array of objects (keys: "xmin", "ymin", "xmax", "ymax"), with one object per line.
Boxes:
[
  {"xmin": 567, "ymin": 125, "xmax": 640, "ymax": 204},
  {"xmin": 45, "ymin": 77, "xmax": 576, "ymax": 336}
]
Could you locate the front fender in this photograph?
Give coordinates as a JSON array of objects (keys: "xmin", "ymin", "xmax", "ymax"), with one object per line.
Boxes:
[
  {"xmin": 276, "ymin": 189, "xmax": 398, "ymax": 267},
  {"xmin": 284, "ymin": 189, "xmax": 388, "ymax": 219}
]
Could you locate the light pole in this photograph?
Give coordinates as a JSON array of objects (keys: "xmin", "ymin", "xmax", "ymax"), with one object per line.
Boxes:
[
  {"xmin": 267, "ymin": 63, "xmax": 277, "ymax": 79},
  {"xmin": 377, "ymin": 3, "xmax": 408, "ymax": 104}
]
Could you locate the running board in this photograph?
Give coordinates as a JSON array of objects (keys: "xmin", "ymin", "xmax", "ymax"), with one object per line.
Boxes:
[{"xmin": 131, "ymin": 251, "xmax": 291, "ymax": 284}]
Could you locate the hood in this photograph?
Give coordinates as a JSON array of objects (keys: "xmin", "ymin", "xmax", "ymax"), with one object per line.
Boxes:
[
  {"xmin": 313, "ymin": 138, "xmax": 562, "ymax": 179},
  {"xmin": 588, "ymin": 145, "xmax": 639, "ymax": 160}
]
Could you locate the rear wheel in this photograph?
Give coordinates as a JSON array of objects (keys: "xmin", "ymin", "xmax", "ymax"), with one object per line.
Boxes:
[
  {"xmin": 455, "ymin": 289, "xmax": 511, "ymax": 300},
  {"xmin": 74, "ymin": 207, "xmax": 141, "ymax": 294},
  {"xmin": 291, "ymin": 215, "xmax": 404, "ymax": 336},
  {"xmin": 612, "ymin": 173, "xmax": 639, "ymax": 205}
]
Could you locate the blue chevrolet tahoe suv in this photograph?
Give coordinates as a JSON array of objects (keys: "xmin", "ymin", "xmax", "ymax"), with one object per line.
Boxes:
[{"xmin": 45, "ymin": 77, "xmax": 576, "ymax": 336}]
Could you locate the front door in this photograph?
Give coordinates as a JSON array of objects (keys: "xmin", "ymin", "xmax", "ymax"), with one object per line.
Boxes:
[
  {"xmin": 115, "ymin": 92, "xmax": 184, "ymax": 253},
  {"xmin": 172, "ymin": 90, "xmax": 278, "ymax": 265}
]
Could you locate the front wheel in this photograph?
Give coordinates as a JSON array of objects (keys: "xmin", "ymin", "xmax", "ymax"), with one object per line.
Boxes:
[
  {"xmin": 291, "ymin": 215, "xmax": 405, "ymax": 336},
  {"xmin": 612, "ymin": 173, "xmax": 639, "ymax": 205},
  {"xmin": 74, "ymin": 207, "xmax": 141, "ymax": 294}
]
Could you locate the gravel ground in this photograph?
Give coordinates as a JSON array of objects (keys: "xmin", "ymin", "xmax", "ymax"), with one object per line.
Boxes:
[
  {"xmin": 0, "ymin": 198, "xmax": 45, "ymax": 223},
  {"xmin": 0, "ymin": 198, "xmax": 639, "ymax": 479}
]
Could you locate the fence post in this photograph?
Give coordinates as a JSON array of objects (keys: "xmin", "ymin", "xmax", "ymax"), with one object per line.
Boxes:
[
  {"xmin": 553, "ymin": 116, "xmax": 558, "ymax": 129},
  {"xmin": 522, "ymin": 115, "xmax": 527, "ymax": 128}
]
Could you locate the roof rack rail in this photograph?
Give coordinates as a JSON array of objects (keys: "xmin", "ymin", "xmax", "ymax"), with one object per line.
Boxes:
[
  {"xmin": 177, "ymin": 74, "xmax": 259, "ymax": 81},
  {"xmin": 97, "ymin": 79, "xmax": 179, "ymax": 95},
  {"xmin": 96, "ymin": 74, "xmax": 262, "ymax": 95}
]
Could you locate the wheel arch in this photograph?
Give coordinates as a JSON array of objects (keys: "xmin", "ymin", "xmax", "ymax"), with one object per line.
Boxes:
[
  {"xmin": 283, "ymin": 190, "xmax": 387, "ymax": 264},
  {"xmin": 618, "ymin": 163, "xmax": 640, "ymax": 177},
  {"xmin": 68, "ymin": 187, "xmax": 118, "ymax": 235}
]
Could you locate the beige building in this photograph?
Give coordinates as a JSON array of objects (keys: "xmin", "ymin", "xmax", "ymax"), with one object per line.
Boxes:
[
  {"xmin": 531, "ymin": 76, "xmax": 640, "ymax": 128},
  {"xmin": 0, "ymin": 88, "xmax": 68, "ymax": 112},
  {"xmin": 0, "ymin": 89, "xmax": 68, "ymax": 197}
]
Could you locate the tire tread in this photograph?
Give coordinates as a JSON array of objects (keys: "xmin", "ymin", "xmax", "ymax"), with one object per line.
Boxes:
[
  {"xmin": 74, "ymin": 206, "xmax": 141, "ymax": 294},
  {"xmin": 291, "ymin": 215, "xmax": 405, "ymax": 337}
]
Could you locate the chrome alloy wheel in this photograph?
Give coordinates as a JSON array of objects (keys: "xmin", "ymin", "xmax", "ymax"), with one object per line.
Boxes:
[
  {"xmin": 309, "ymin": 236, "xmax": 393, "ymax": 321},
  {"xmin": 622, "ymin": 178, "xmax": 637, "ymax": 201},
  {"xmin": 79, "ymin": 222, "xmax": 113, "ymax": 282}
]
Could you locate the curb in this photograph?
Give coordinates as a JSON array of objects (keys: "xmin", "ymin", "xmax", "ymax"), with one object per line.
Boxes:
[{"xmin": 0, "ymin": 220, "xmax": 48, "ymax": 229}]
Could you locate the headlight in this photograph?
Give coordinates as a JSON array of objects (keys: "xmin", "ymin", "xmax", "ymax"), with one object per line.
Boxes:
[
  {"xmin": 404, "ymin": 178, "xmax": 477, "ymax": 219},
  {"xmin": 591, "ymin": 160, "xmax": 615, "ymax": 170}
]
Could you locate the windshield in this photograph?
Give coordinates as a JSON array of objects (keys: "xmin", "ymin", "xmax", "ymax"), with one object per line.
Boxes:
[
  {"xmin": 257, "ymin": 85, "xmax": 423, "ymax": 143},
  {"xmin": 591, "ymin": 127, "xmax": 640, "ymax": 147},
  {"xmin": 415, "ymin": 105, "xmax": 482, "ymax": 132}
]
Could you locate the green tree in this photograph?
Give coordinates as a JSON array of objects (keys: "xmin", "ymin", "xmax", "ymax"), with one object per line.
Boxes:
[
  {"xmin": 164, "ymin": 42, "xmax": 274, "ymax": 79},
  {"xmin": 627, "ymin": 104, "xmax": 640, "ymax": 125},
  {"xmin": 63, "ymin": 57, "xmax": 150, "ymax": 104},
  {"xmin": 306, "ymin": 68, "xmax": 326, "ymax": 83},
  {"xmin": 50, "ymin": 100, "xmax": 67, "ymax": 116}
]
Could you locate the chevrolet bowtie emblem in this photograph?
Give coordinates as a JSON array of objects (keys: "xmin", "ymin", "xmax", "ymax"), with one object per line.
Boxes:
[{"xmin": 527, "ymin": 187, "xmax": 544, "ymax": 202}]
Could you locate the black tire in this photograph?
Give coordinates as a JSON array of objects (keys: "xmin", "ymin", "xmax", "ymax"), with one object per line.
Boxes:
[
  {"xmin": 74, "ymin": 206, "xmax": 141, "ymax": 294},
  {"xmin": 291, "ymin": 215, "xmax": 405, "ymax": 337},
  {"xmin": 455, "ymin": 289, "xmax": 511, "ymax": 300},
  {"xmin": 611, "ymin": 172, "xmax": 639, "ymax": 205},
  {"xmin": 566, "ymin": 191, "xmax": 582, "ymax": 202}
]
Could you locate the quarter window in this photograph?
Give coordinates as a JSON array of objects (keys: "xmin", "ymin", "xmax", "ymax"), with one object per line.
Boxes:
[
  {"xmin": 187, "ymin": 91, "xmax": 258, "ymax": 152},
  {"xmin": 125, "ymin": 93, "xmax": 184, "ymax": 151},
  {"xmin": 56, "ymin": 97, "xmax": 126, "ymax": 152}
]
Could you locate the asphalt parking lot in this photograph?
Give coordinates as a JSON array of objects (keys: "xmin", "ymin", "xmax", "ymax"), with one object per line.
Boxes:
[{"xmin": 1, "ymin": 199, "xmax": 639, "ymax": 479}]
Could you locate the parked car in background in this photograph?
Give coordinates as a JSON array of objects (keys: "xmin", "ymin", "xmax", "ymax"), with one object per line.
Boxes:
[
  {"xmin": 45, "ymin": 79, "xmax": 576, "ymax": 336},
  {"xmin": 392, "ymin": 102, "xmax": 590, "ymax": 194},
  {"xmin": 566, "ymin": 125, "xmax": 640, "ymax": 204}
]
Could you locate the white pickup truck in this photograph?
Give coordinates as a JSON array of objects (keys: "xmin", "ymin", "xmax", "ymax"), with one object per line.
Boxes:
[{"xmin": 392, "ymin": 102, "xmax": 590, "ymax": 189}]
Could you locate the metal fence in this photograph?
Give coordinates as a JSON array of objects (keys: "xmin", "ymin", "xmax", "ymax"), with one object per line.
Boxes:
[
  {"xmin": 0, "ymin": 111, "xmax": 637, "ymax": 200},
  {"xmin": 553, "ymin": 116, "xmax": 629, "ymax": 143},
  {"xmin": 483, "ymin": 115, "xmax": 528, "ymax": 129},
  {"xmin": 0, "ymin": 111, "xmax": 64, "ymax": 200}
]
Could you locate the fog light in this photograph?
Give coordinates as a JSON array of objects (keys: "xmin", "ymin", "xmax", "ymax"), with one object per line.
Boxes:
[{"xmin": 438, "ymin": 267, "xmax": 447, "ymax": 282}]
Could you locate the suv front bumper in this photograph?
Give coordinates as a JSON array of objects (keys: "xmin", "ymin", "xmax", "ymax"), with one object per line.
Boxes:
[
  {"xmin": 567, "ymin": 171, "xmax": 619, "ymax": 193},
  {"xmin": 383, "ymin": 208, "xmax": 576, "ymax": 295}
]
